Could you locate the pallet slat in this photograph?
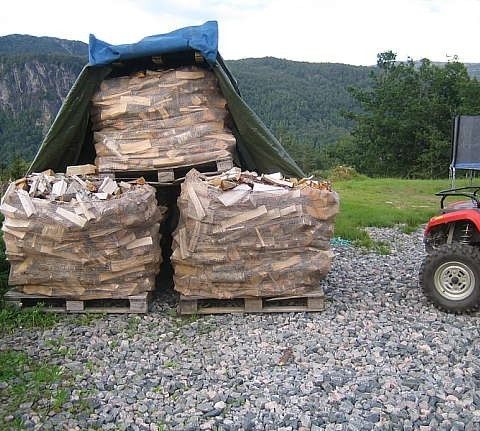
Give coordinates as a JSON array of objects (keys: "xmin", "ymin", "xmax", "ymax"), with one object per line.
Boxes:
[
  {"xmin": 4, "ymin": 290, "xmax": 152, "ymax": 314},
  {"xmin": 66, "ymin": 301, "xmax": 84, "ymax": 312},
  {"xmin": 177, "ymin": 289, "xmax": 325, "ymax": 315},
  {"xmin": 100, "ymin": 159, "xmax": 233, "ymax": 184}
]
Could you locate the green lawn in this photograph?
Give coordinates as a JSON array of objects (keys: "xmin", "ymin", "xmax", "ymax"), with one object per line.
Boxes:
[{"xmin": 332, "ymin": 178, "xmax": 469, "ymax": 248}]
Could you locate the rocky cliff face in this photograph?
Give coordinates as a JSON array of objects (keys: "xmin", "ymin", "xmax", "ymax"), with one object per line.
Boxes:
[
  {"xmin": 0, "ymin": 51, "xmax": 85, "ymax": 163},
  {"xmin": 0, "ymin": 56, "xmax": 84, "ymax": 131},
  {"xmin": 0, "ymin": 35, "xmax": 87, "ymax": 162}
]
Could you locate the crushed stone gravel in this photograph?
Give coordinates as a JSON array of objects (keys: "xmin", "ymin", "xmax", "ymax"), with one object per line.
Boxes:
[{"xmin": 2, "ymin": 227, "xmax": 480, "ymax": 431}]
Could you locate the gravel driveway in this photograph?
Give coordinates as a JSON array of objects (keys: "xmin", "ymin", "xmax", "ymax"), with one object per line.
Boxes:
[{"xmin": 2, "ymin": 227, "xmax": 480, "ymax": 431}]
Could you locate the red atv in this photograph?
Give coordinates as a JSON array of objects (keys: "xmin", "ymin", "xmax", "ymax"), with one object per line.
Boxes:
[{"xmin": 420, "ymin": 186, "xmax": 480, "ymax": 312}]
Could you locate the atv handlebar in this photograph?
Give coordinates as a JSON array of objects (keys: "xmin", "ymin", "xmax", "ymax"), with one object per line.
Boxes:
[{"xmin": 436, "ymin": 186, "xmax": 480, "ymax": 209}]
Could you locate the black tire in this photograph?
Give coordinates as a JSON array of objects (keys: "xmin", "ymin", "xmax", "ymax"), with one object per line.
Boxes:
[
  {"xmin": 424, "ymin": 242, "xmax": 435, "ymax": 254},
  {"xmin": 419, "ymin": 243, "xmax": 480, "ymax": 313}
]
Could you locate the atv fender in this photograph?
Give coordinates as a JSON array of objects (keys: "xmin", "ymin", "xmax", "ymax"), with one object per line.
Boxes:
[{"xmin": 425, "ymin": 210, "xmax": 480, "ymax": 235}]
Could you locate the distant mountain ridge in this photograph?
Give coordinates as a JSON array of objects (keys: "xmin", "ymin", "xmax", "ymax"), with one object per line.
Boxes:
[
  {"xmin": 0, "ymin": 34, "xmax": 87, "ymax": 57},
  {"xmin": 227, "ymin": 57, "xmax": 372, "ymax": 147}
]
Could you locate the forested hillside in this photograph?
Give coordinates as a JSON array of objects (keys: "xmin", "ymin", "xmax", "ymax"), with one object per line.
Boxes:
[
  {"xmin": 1, "ymin": 34, "xmax": 480, "ymax": 176},
  {"xmin": 227, "ymin": 57, "xmax": 372, "ymax": 146},
  {"xmin": 0, "ymin": 35, "xmax": 87, "ymax": 56},
  {"xmin": 0, "ymin": 36, "xmax": 86, "ymax": 167},
  {"xmin": 0, "ymin": 35, "xmax": 375, "ymax": 167}
]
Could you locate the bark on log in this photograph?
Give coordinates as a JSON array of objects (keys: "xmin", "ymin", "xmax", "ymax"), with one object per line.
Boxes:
[
  {"xmin": 172, "ymin": 169, "xmax": 340, "ymax": 298},
  {"xmin": 0, "ymin": 171, "xmax": 165, "ymax": 299},
  {"xmin": 91, "ymin": 66, "xmax": 236, "ymax": 172}
]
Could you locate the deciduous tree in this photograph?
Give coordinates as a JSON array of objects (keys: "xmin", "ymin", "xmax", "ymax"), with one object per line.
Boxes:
[{"xmin": 346, "ymin": 52, "xmax": 480, "ymax": 178}]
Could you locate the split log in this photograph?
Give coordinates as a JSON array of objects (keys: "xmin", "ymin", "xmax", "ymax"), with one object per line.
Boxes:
[
  {"xmin": 65, "ymin": 164, "xmax": 97, "ymax": 176},
  {"xmin": 0, "ymin": 172, "xmax": 166, "ymax": 299},
  {"xmin": 91, "ymin": 66, "xmax": 236, "ymax": 172},
  {"xmin": 172, "ymin": 169, "xmax": 339, "ymax": 299}
]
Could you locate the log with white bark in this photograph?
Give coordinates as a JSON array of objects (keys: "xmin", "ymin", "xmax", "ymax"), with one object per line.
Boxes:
[
  {"xmin": 0, "ymin": 171, "xmax": 165, "ymax": 299},
  {"xmin": 91, "ymin": 66, "xmax": 236, "ymax": 172},
  {"xmin": 172, "ymin": 169, "xmax": 340, "ymax": 299}
]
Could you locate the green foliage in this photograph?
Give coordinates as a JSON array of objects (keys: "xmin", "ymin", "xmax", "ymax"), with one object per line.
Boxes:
[
  {"xmin": 0, "ymin": 350, "xmax": 29, "ymax": 381},
  {"xmin": 0, "ymin": 304, "xmax": 61, "ymax": 334},
  {"xmin": 1, "ymin": 155, "xmax": 29, "ymax": 181},
  {"xmin": 0, "ymin": 349, "xmax": 67, "ymax": 428},
  {"xmin": 227, "ymin": 57, "xmax": 372, "ymax": 173},
  {"xmin": 314, "ymin": 165, "xmax": 367, "ymax": 182},
  {"xmin": 74, "ymin": 312, "xmax": 105, "ymax": 326},
  {"xmin": 276, "ymin": 128, "xmax": 325, "ymax": 174},
  {"xmin": 163, "ymin": 360, "xmax": 179, "ymax": 369},
  {"xmin": 344, "ymin": 52, "xmax": 480, "ymax": 178},
  {"xmin": 52, "ymin": 388, "xmax": 69, "ymax": 411},
  {"xmin": 0, "ymin": 109, "xmax": 43, "ymax": 165}
]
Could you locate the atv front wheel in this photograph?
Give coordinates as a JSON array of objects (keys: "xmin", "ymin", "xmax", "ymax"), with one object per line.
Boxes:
[{"xmin": 419, "ymin": 244, "xmax": 480, "ymax": 313}]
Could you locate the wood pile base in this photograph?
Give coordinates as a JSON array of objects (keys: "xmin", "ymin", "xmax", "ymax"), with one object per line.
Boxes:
[
  {"xmin": 177, "ymin": 289, "xmax": 325, "ymax": 315},
  {"xmin": 100, "ymin": 159, "xmax": 233, "ymax": 184},
  {"xmin": 4, "ymin": 290, "xmax": 152, "ymax": 314}
]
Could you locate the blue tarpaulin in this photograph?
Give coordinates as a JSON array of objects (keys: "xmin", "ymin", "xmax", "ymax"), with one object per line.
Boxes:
[{"xmin": 89, "ymin": 21, "xmax": 219, "ymax": 66}]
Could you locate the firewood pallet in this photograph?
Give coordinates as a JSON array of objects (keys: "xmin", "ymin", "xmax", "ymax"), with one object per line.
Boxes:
[
  {"xmin": 3, "ymin": 290, "xmax": 152, "ymax": 314},
  {"xmin": 99, "ymin": 158, "xmax": 233, "ymax": 184},
  {"xmin": 177, "ymin": 289, "xmax": 325, "ymax": 315}
]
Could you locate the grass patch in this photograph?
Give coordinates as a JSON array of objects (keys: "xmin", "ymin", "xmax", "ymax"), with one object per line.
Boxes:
[
  {"xmin": 75, "ymin": 312, "xmax": 105, "ymax": 326},
  {"xmin": 333, "ymin": 177, "xmax": 470, "ymax": 249},
  {"xmin": 0, "ymin": 350, "xmax": 29, "ymax": 381},
  {"xmin": 168, "ymin": 312, "xmax": 200, "ymax": 327},
  {"xmin": 163, "ymin": 359, "xmax": 179, "ymax": 369},
  {"xmin": 0, "ymin": 349, "xmax": 67, "ymax": 428},
  {"xmin": 45, "ymin": 337, "xmax": 76, "ymax": 359},
  {"xmin": 52, "ymin": 388, "xmax": 69, "ymax": 411},
  {"xmin": 0, "ymin": 304, "xmax": 60, "ymax": 334}
]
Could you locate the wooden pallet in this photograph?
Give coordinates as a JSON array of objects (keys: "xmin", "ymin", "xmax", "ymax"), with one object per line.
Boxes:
[
  {"xmin": 99, "ymin": 158, "xmax": 233, "ymax": 184},
  {"xmin": 177, "ymin": 289, "xmax": 325, "ymax": 315},
  {"xmin": 3, "ymin": 290, "xmax": 152, "ymax": 314}
]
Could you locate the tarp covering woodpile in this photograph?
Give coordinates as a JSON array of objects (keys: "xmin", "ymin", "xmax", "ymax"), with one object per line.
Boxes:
[
  {"xmin": 0, "ymin": 171, "xmax": 164, "ymax": 299},
  {"xmin": 91, "ymin": 65, "xmax": 236, "ymax": 172},
  {"xmin": 28, "ymin": 21, "xmax": 303, "ymax": 179},
  {"xmin": 172, "ymin": 169, "xmax": 339, "ymax": 298}
]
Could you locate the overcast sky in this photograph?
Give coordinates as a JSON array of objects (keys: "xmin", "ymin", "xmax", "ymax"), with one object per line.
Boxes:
[{"xmin": 1, "ymin": 0, "xmax": 480, "ymax": 65}]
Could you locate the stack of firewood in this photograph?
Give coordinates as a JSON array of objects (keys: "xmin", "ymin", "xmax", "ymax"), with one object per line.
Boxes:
[
  {"xmin": 91, "ymin": 65, "xmax": 236, "ymax": 172},
  {"xmin": 172, "ymin": 168, "xmax": 339, "ymax": 298},
  {"xmin": 0, "ymin": 167, "xmax": 165, "ymax": 299}
]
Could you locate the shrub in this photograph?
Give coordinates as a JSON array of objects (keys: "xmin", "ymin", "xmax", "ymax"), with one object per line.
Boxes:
[{"xmin": 312, "ymin": 165, "xmax": 367, "ymax": 182}]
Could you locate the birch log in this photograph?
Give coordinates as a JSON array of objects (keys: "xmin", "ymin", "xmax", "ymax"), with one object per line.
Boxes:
[
  {"xmin": 91, "ymin": 66, "xmax": 236, "ymax": 172},
  {"xmin": 172, "ymin": 169, "xmax": 340, "ymax": 298},
  {"xmin": 0, "ymin": 171, "xmax": 165, "ymax": 299}
]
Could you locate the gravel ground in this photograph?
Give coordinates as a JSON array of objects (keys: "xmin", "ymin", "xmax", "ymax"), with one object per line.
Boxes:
[{"xmin": 2, "ymin": 227, "xmax": 480, "ymax": 431}]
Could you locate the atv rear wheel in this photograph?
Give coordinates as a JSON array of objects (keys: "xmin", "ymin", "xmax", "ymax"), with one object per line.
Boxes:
[{"xmin": 419, "ymin": 244, "xmax": 480, "ymax": 313}]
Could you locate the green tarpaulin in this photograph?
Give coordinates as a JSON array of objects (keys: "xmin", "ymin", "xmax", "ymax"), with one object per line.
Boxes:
[{"xmin": 29, "ymin": 56, "xmax": 304, "ymax": 178}]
